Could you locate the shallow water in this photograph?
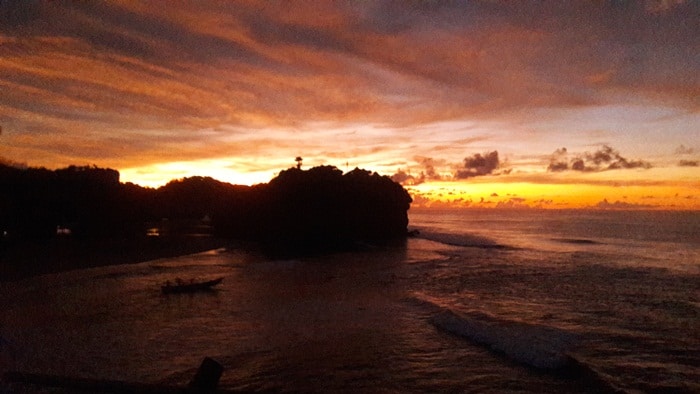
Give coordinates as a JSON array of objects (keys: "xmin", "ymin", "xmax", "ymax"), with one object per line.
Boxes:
[{"xmin": 1, "ymin": 209, "xmax": 698, "ymax": 392}]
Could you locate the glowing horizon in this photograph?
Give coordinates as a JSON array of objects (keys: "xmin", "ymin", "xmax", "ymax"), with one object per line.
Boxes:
[{"xmin": 0, "ymin": 1, "xmax": 697, "ymax": 209}]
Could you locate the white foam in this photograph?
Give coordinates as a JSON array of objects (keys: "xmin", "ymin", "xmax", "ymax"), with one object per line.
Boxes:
[
  {"xmin": 407, "ymin": 293, "xmax": 581, "ymax": 370},
  {"xmin": 430, "ymin": 309, "xmax": 579, "ymax": 370}
]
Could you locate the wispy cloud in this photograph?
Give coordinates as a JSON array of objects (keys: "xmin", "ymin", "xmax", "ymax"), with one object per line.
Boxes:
[{"xmin": 0, "ymin": 0, "xmax": 697, "ymax": 195}]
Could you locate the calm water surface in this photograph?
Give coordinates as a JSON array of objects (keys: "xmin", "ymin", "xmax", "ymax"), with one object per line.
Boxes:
[{"xmin": 1, "ymin": 209, "xmax": 698, "ymax": 393}]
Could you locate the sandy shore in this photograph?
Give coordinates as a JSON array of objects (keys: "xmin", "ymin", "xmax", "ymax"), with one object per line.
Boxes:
[{"xmin": 0, "ymin": 236, "xmax": 227, "ymax": 282}]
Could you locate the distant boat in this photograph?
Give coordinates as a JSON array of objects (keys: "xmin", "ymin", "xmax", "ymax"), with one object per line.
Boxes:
[{"xmin": 161, "ymin": 277, "xmax": 223, "ymax": 294}]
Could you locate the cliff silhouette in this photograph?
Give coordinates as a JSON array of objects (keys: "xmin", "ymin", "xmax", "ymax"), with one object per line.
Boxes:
[
  {"xmin": 217, "ymin": 166, "xmax": 412, "ymax": 254},
  {"xmin": 0, "ymin": 163, "xmax": 412, "ymax": 277}
]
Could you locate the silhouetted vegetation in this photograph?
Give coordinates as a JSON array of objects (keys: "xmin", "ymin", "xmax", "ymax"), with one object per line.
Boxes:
[
  {"xmin": 0, "ymin": 162, "xmax": 412, "ymax": 278},
  {"xmin": 0, "ymin": 165, "xmax": 122, "ymax": 239},
  {"xmin": 217, "ymin": 166, "xmax": 412, "ymax": 255}
]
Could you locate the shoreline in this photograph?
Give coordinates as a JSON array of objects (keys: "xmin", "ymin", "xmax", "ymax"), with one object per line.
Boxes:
[{"xmin": 0, "ymin": 236, "xmax": 227, "ymax": 282}]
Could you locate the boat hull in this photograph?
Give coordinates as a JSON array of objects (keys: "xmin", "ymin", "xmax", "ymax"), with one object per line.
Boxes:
[{"xmin": 161, "ymin": 277, "xmax": 223, "ymax": 294}]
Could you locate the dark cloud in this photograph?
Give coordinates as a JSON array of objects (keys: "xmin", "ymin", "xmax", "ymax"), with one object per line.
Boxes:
[
  {"xmin": 547, "ymin": 162, "xmax": 569, "ymax": 172},
  {"xmin": 679, "ymin": 160, "xmax": 698, "ymax": 167},
  {"xmin": 589, "ymin": 146, "xmax": 651, "ymax": 170},
  {"xmin": 390, "ymin": 169, "xmax": 423, "ymax": 186},
  {"xmin": 0, "ymin": 1, "xmax": 41, "ymax": 28},
  {"xmin": 547, "ymin": 147, "xmax": 569, "ymax": 172},
  {"xmin": 416, "ymin": 156, "xmax": 442, "ymax": 181},
  {"xmin": 547, "ymin": 145, "xmax": 651, "ymax": 172},
  {"xmin": 455, "ymin": 151, "xmax": 500, "ymax": 179},
  {"xmin": 395, "ymin": 153, "xmax": 506, "ymax": 184},
  {"xmin": 571, "ymin": 158, "xmax": 586, "ymax": 171},
  {"xmin": 245, "ymin": 16, "xmax": 351, "ymax": 53},
  {"xmin": 391, "ymin": 156, "xmax": 448, "ymax": 185}
]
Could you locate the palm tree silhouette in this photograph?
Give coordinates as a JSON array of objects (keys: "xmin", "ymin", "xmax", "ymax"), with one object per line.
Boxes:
[{"xmin": 295, "ymin": 156, "xmax": 303, "ymax": 169}]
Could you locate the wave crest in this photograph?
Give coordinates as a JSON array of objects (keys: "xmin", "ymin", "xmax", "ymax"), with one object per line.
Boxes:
[
  {"xmin": 429, "ymin": 308, "xmax": 579, "ymax": 370},
  {"xmin": 406, "ymin": 295, "xmax": 624, "ymax": 392},
  {"xmin": 415, "ymin": 229, "xmax": 508, "ymax": 249}
]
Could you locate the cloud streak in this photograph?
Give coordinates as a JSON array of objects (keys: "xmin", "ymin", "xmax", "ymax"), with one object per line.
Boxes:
[
  {"xmin": 0, "ymin": 0, "xmax": 697, "ymax": 203},
  {"xmin": 2, "ymin": 2, "xmax": 697, "ymax": 126}
]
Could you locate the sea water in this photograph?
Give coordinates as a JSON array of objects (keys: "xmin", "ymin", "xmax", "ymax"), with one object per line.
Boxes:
[{"xmin": 0, "ymin": 209, "xmax": 698, "ymax": 393}]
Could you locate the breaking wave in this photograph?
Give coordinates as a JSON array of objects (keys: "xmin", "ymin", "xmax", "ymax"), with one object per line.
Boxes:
[
  {"xmin": 407, "ymin": 295, "xmax": 623, "ymax": 393},
  {"xmin": 429, "ymin": 308, "xmax": 579, "ymax": 370},
  {"xmin": 414, "ymin": 229, "xmax": 509, "ymax": 249}
]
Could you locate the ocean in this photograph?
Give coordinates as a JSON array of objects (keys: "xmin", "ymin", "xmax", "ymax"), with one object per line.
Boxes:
[{"xmin": 1, "ymin": 209, "xmax": 698, "ymax": 393}]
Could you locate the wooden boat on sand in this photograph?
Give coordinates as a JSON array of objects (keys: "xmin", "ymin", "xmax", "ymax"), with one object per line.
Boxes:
[{"xmin": 161, "ymin": 277, "xmax": 223, "ymax": 294}]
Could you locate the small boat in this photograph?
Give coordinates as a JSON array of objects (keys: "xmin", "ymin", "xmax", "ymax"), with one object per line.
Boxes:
[{"xmin": 161, "ymin": 277, "xmax": 223, "ymax": 294}]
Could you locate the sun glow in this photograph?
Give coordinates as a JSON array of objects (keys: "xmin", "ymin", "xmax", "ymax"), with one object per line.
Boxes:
[
  {"xmin": 0, "ymin": 1, "xmax": 697, "ymax": 212},
  {"xmin": 119, "ymin": 160, "xmax": 276, "ymax": 188},
  {"xmin": 407, "ymin": 180, "xmax": 699, "ymax": 210}
]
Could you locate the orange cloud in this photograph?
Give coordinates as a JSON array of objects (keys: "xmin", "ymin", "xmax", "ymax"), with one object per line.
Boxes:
[{"xmin": 0, "ymin": 1, "xmax": 697, "ymax": 201}]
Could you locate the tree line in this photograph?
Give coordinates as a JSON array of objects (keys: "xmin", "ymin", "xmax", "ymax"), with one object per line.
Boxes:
[{"xmin": 0, "ymin": 163, "xmax": 412, "ymax": 254}]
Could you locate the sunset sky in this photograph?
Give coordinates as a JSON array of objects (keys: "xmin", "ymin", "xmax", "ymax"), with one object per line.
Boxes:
[{"xmin": 0, "ymin": 1, "xmax": 698, "ymax": 209}]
